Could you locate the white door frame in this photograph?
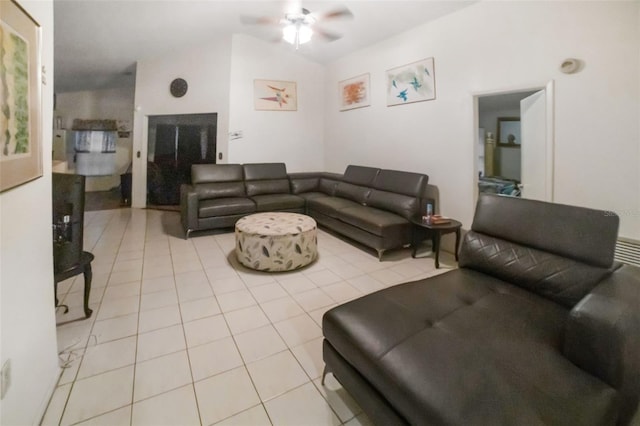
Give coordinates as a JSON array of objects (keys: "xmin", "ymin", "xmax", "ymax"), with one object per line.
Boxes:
[
  {"xmin": 471, "ymin": 80, "xmax": 555, "ymax": 203},
  {"xmin": 131, "ymin": 114, "xmax": 149, "ymax": 208}
]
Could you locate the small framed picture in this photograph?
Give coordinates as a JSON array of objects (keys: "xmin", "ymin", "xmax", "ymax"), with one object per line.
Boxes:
[
  {"xmin": 339, "ymin": 73, "xmax": 370, "ymax": 111},
  {"xmin": 254, "ymin": 79, "xmax": 297, "ymax": 111}
]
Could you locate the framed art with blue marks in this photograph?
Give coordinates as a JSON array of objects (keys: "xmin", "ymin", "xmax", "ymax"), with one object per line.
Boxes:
[{"xmin": 386, "ymin": 57, "xmax": 435, "ymax": 106}]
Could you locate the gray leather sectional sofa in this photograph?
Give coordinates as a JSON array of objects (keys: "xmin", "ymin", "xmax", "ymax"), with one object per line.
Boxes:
[
  {"xmin": 322, "ymin": 194, "xmax": 640, "ymax": 425},
  {"xmin": 180, "ymin": 163, "xmax": 429, "ymax": 259}
]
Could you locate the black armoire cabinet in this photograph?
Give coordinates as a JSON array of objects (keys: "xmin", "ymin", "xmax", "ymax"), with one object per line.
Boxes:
[
  {"xmin": 52, "ymin": 173, "xmax": 93, "ymax": 318},
  {"xmin": 147, "ymin": 113, "xmax": 217, "ymax": 205},
  {"xmin": 52, "ymin": 173, "xmax": 85, "ymax": 272}
]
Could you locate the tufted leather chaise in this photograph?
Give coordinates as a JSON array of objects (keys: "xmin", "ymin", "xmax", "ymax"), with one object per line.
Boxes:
[{"xmin": 322, "ymin": 194, "xmax": 640, "ymax": 425}]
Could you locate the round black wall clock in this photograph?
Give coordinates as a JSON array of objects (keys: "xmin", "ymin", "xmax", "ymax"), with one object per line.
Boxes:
[{"xmin": 170, "ymin": 78, "xmax": 188, "ymax": 97}]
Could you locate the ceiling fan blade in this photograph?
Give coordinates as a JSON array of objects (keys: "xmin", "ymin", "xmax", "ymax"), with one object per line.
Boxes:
[
  {"xmin": 314, "ymin": 27, "xmax": 342, "ymax": 42},
  {"xmin": 240, "ymin": 15, "xmax": 282, "ymax": 26},
  {"xmin": 316, "ymin": 7, "xmax": 353, "ymax": 22}
]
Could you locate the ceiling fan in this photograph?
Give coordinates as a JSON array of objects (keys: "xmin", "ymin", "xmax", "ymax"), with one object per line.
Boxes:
[{"xmin": 241, "ymin": 6, "xmax": 353, "ymax": 49}]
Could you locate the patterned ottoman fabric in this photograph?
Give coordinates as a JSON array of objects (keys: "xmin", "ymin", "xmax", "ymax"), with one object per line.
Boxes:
[{"xmin": 235, "ymin": 213, "xmax": 318, "ymax": 271}]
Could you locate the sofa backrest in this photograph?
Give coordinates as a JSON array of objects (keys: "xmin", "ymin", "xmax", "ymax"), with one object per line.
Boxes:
[
  {"xmin": 243, "ymin": 163, "xmax": 290, "ymax": 196},
  {"xmin": 367, "ymin": 169, "xmax": 429, "ymax": 219},
  {"xmin": 318, "ymin": 177, "xmax": 340, "ymax": 196},
  {"xmin": 334, "ymin": 165, "xmax": 379, "ymax": 205},
  {"xmin": 288, "ymin": 172, "xmax": 342, "ymax": 196},
  {"xmin": 288, "ymin": 172, "xmax": 320, "ymax": 194},
  {"xmin": 191, "ymin": 164, "xmax": 246, "ymax": 200},
  {"xmin": 342, "ymin": 165, "xmax": 380, "ymax": 185},
  {"xmin": 459, "ymin": 194, "xmax": 620, "ymax": 307}
]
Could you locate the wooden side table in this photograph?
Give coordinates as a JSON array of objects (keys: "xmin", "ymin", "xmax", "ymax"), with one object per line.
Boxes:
[{"xmin": 410, "ymin": 216, "xmax": 462, "ymax": 268}]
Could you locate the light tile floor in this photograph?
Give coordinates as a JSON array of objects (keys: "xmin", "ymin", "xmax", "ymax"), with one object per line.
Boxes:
[{"xmin": 43, "ymin": 208, "xmax": 455, "ymax": 426}]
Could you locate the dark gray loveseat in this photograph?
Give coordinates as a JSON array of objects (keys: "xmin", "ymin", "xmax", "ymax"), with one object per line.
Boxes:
[
  {"xmin": 180, "ymin": 163, "xmax": 304, "ymax": 238},
  {"xmin": 181, "ymin": 163, "xmax": 429, "ymax": 260},
  {"xmin": 322, "ymin": 194, "xmax": 640, "ymax": 425}
]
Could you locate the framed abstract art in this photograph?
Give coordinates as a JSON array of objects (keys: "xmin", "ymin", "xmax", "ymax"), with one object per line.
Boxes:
[
  {"xmin": 386, "ymin": 57, "xmax": 436, "ymax": 107},
  {"xmin": 0, "ymin": 0, "xmax": 42, "ymax": 192},
  {"xmin": 339, "ymin": 73, "xmax": 370, "ymax": 111},
  {"xmin": 254, "ymin": 79, "xmax": 297, "ymax": 111}
]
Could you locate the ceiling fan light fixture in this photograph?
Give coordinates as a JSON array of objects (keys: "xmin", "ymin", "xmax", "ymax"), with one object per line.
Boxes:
[
  {"xmin": 282, "ymin": 24, "xmax": 297, "ymax": 44},
  {"xmin": 282, "ymin": 23, "xmax": 313, "ymax": 47},
  {"xmin": 298, "ymin": 25, "xmax": 312, "ymax": 44}
]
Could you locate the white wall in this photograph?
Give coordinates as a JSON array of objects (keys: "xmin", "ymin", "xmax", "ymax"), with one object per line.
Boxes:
[
  {"xmin": 0, "ymin": 0, "xmax": 60, "ymax": 424},
  {"xmin": 132, "ymin": 37, "xmax": 232, "ymax": 207},
  {"xmin": 228, "ymin": 34, "xmax": 325, "ymax": 172},
  {"xmin": 325, "ymin": 1, "xmax": 640, "ymax": 239},
  {"xmin": 55, "ymin": 87, "xmax": 134, "ymax": 191}
]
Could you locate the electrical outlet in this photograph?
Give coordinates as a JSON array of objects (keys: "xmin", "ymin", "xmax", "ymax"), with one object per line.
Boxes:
[{"xmin": 1, "ymin": 359, "xmax": 10, "ymax": 400}]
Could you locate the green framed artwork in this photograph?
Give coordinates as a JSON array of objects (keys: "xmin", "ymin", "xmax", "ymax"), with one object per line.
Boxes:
[{"xmin": 1, "ymin": 0, "xmax": 42, "ymax": 192}]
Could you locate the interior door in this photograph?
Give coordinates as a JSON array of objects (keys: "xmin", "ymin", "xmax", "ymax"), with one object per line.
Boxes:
[{"xmin": 520, "ymin": 83, "xmax": 553, "ymax": 201}]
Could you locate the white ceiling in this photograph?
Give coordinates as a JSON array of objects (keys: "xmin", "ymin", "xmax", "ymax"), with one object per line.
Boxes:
[{"xmin": 53, "ymin": 0, "xmax": 476, "ymax": 93}]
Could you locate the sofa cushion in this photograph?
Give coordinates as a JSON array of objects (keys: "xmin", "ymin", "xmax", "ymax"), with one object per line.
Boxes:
[
  {"xmin": 307, "ymin": 196, "xmax": 360, "ymax": 218},
  {"xmin": 251, "ymin": 194, "xmax": 305, "ymax": 212},
  {"xmin": 459, "ymin": 230, "xmax": 614, "ymax": 308},
  {"xmin": 196, "ymin": 182, "xmax": 245, "ymax": 200},
  {"xmin": 338, "ymin": 205, "xmax": 409, "ymax": 238},
  {"xmin": 199, "ymin": 197, "xmax": 255, "ymax": 218},
  {"xmin": 323, "ymin": 269, "xmax": 618, "ymax": 425},
  {"xmin": 367, "ymin": 189, "xmax": 418, "ymax": 220},
  {"xmin": 246, "ymin": 179, "xmax": 290, "ymax": 196},
  {"xmin": 192, "ymin": 164, "xmax": 243, "ymax": 184},
  {"xmin": 372, "ymin": 169, "xmax": 428, "ymax": 197},
  {"xmin": 343, "ymin": 165, "xmax": 380, "ymax": 185},
  {"xmin": 334, "ymin": 182, "xmax": 371, "ymax": 205}
]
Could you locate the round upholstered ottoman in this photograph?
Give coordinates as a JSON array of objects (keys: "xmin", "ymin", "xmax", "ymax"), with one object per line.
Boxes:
[{"xmin": 235, "ymin": 212, "xmax": 318, "ymax": 271}]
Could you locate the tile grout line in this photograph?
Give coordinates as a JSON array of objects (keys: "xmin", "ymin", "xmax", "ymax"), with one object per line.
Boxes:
[
  {"xmin": 207, "ymin": 235, "xmax": 276, "ymax": 426},
  {"xmin": 128, "ymin": 210, "xmax": 149, "ymax": 426},
  {"xmin": 54, "ymin": 210, "xmax": 131, "ymax": 426},
  {"xmin": 174, "ymin": 234, "xmax": 205, "ymax": 426}
]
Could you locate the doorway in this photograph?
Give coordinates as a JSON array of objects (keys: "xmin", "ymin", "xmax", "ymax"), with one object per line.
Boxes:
[
  {"xmin": 146, "ymin": 113, "xmax": 217, "ymax": 207},
  {"xmin": 475, "ymin": 82, "xmax": 554, "ymax": 202}
]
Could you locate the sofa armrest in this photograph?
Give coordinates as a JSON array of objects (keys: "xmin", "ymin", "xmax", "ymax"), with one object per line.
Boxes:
[
  {"xmin": 563, "ymin": 264, "xmax": 640, "ymax": 424},
  {"xmin": 180, "ymin": 184, "xmax": 199, "ymax": 237}
]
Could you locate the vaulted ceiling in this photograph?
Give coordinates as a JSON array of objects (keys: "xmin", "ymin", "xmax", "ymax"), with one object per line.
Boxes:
[{"xmin": 54, "ymin": 0, "xmax": 475, "ymax": 93}]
